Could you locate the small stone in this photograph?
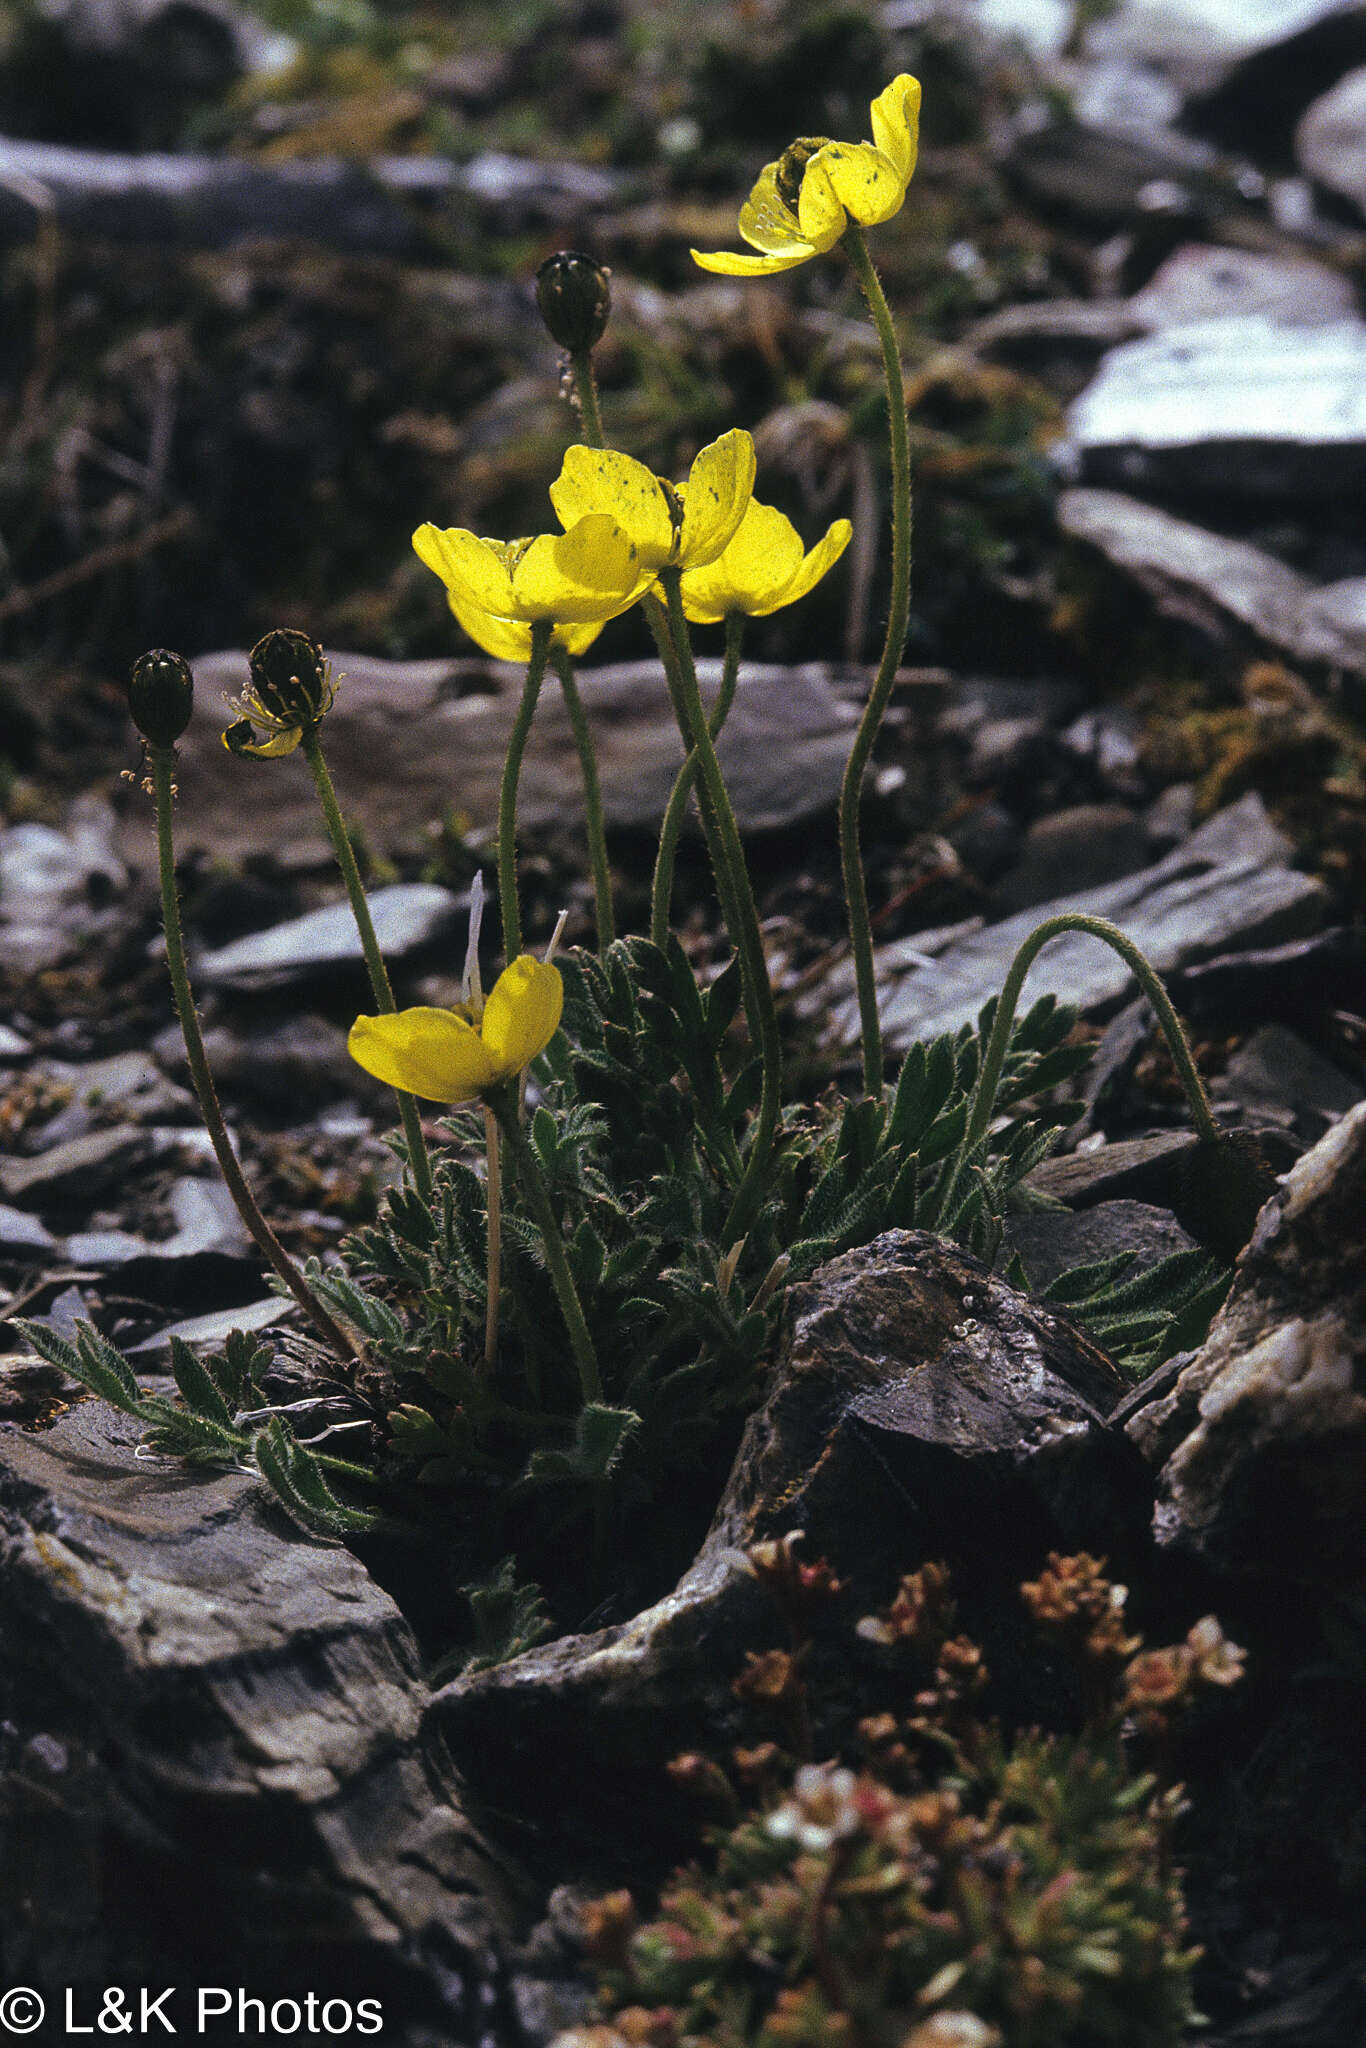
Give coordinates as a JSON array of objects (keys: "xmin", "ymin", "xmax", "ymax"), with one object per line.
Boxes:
[
  {"xmin": 1296, "ymin": 64, "xmax": 1366, "ymax": 216},
  {"xmin": 1219, "ymin": 1022, "xmax": 1362, "ymax": 1141},
  {"xmin": 127, "ymin": 1296, "xmax": 294, "ymax": 1359},
  {"xmin": 1007, "ymin": 1199, "xmax": 1200, "ymax": 1293},
  {"xmin": 0, "ymin": 1127, "xmax": 155, "ymax": 1208},
  {"xmin": 995, "ymin": 803, "xmax": 1150, "ymax": 915},
  {"xmin": 0, "ymin": 1204, "xmax": 58, "ymax": 1259}
]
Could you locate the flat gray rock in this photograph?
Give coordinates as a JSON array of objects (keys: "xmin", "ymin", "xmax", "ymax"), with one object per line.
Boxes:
[
  {"xmin": 0, "ymin": 1401, "xmax": 525, "ymax": 2028},
  {"xmin": 1065, "ymin": 315, "xmax": 1366, "ymax": 498},
  {"xmin": 1059, "ymin": 487, "xmax": 1366, "ymax": 671},
  {"xmin": 832, "ymin": 792, "xmax": 1328, "ymax": 1050},
  {"xmin": 194, "ymin": 882, "xmax": 464, "ymax": 991},
  {"xmin": 1006, "ymin": 1199, "xmax": 1200, "ymax": 1292},
  {"xmin": 1083, "ymin": 0, "xmax": 1365, "ymax": 102},
  {"xmin": 1127, "ymin": 242, "xmax": 1358, "ymax": 329},
  {"xmin": 125, "ymin": 652, "xmax": 859, "ymax": 869}
]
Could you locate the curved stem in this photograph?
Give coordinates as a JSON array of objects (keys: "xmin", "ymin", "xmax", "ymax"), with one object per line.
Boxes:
[
  {"xmin": 494, "ymin": 1092, "xmax": 601, "ymax": 1404},
  {"xmin": 651, "ymin": 611, "xmax": 744, "ymax": 948},
  {"xmin": 150, "ymin": 747, "xmax": 362, "ymax": 1365},
  {"xmin": 963, "ymin": 912, "xmax": 1221, "ymax": 1158},
  {"xmin": 302, "ymin": 729, "xmax": 432, "ymax": 1201},
  {"xmin": 498, "ymin": 619, "xmax": 554, "ymax": 964},
  {"xmin": 550, "ymin": 644, "xmax": 614, "ymax": 951},
  {"xmin": 838, "ymin": 222, "xmax": 913, "ymax": 1101},
  {"xmin": 659, "ymin": 569, "xmax": 780, "ymax": 1243}
]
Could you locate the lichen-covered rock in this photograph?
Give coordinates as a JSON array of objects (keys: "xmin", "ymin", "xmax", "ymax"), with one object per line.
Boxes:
[{"xmin": 1126, "ymin": 1100, "xmax": 1366, "ymax": 1580}]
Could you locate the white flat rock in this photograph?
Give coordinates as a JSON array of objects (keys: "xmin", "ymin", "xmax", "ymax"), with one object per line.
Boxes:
[
  {"xmin": 1296, "ymin": 63, "xmax": 1366, "ymax": 215},
  {"xmin": 1066, "ymin": 314, "xmax": 1366, "ymax": 495}
]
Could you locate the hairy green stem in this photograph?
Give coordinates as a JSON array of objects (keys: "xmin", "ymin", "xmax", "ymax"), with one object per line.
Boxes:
[
  {"xmin": 494, "ymin": 1091, "xmax": 601, "ymax": 1403},
  {"xmin": 651, "ymin": 611, "xmax": 744, "ymax": 947},
  {"xmin": 498, "ymin": 619, "xmax": 554, "ymax": 963},
  {"xmin": 302, "ymin": 728, "xmax": 432, "ymax": 1200},
  {"xmin": 659, "ymin": 568, "xmax": 780, "ymax": 1243},
  {"xmin": 482, "ymin": 1102, "xmax": 502, "ymax": 1369},
  {"xmin": 568, "ymin": 348, "xmax": 607, "ymax": 450},
  {"xmin": 838, "ymin": 222, "xmax": 913, "ymax": 1101},
  {"xmin": 550, "ymin": 644, "xmax": 614, "ymax": 951},
  {"xmin": 963, "ymin": 913, "xmax": 1220, "ymax": 1158},
  {"xmin": 150, "ymin": 746, "xmax": 362, "ymax": 1364}
]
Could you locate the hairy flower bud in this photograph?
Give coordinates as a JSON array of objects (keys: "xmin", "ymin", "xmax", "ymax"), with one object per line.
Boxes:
[
  {"xmin": 247, "ymin": 629, "xmax": 332, "ymax": 728},
  {"xmin": 535, "ymin": 250, "xmax": 612, "ymax": 353},
  {"xmin": 128, "ymin": 648, "xmax": 194, "ymax": 747}
]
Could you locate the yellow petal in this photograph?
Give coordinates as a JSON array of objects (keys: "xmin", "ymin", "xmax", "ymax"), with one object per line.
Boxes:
[
  {"xmin": 348, "ymin": 1007, "xmax": 500, "ymax": 1103},
  {"xmin": 512, "ymin": 516, "xmax": 649, "ymax": 621},
  {"xmin": 479, "ymin": 956, "xmax": 564, "ymax": 1077},
  {"xmin": 690, "ymin": 245, "xmax": 816, "ymax": 276},
  {"xmin": 550, "ymin": 448, "xmax": 674, "ymax": 564},
  {"xmin": 446, "ymin": 595, "xmax": 607, "ymax": 662},
  {"xmin": 677, "ymin": 429, "xmax": 756, "ymax": 569},
  {"xmin": 750, "ymin": 516, "xmax": 852, "ymax": 616},
  {"xmin": 869, "ymin": 74, "xmax": 921, "ymax": 189},
  {"xmin": 809, "ymin": 141, "xmax": 907, "ymax": 229},
  {"xmin": 736, "ymin": 163, "xmax": 809, "ymax": 255},
  {"xmin": 413, "ymin": 524, "xmax": 518, "ymax": 616},
  {"xmin": 679, "ymin": 499, "xmax": 802, "ymax": 621}
]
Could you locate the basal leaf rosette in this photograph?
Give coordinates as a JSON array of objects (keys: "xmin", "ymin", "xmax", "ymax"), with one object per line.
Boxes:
[
  {"xmin": 691, "ymin": 75, "xmax": 921, "ymax": 277},
  {"xmin": 412, "ymin": 513, "xmax": 654, "ymax": 660},
  {"xmin": 678, "ymin": 500, "xmax": 852, "ymax": 623},
  {"xmin": 549, "ymin": 429, "xmax": 756, "ymax": 576},
  {"xmin": 348, "ymin": 955, "xmax": 563, "ymax": 1104}
]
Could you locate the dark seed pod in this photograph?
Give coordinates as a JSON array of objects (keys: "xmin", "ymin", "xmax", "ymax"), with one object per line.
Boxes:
[
  {"xmin": 535, "ymin": 250, "xmax": 612, "ymax": 353},
  {"xmin": 247, "ymin": 629, "xmax": 331, "ymax": 727},
  {"xmin": 128, "ymin": 648, "xmax": 194, "ymax": 747}
]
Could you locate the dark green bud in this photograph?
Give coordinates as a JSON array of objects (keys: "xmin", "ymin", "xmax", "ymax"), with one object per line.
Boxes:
[
  {"xmin": 775, "ymin": 136, "xmax": 829, "ymax": 212},
  {"xmin": 247, "ymin": 629, "xmax": 332, "ymax": 727},
  {"xmin": 535, "ymin": 250, "xmax": 612, "ymax": 354},
  {"xmin": 128, "ymin": 648, "xmax": 194, "ymax": 747}
]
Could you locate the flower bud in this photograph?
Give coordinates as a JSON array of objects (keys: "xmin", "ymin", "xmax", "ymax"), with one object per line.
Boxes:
[
  {"xmin": 775, "ymin": 136, "xmax": 830, "ymax": 212},
  {"xmin": 128, "ymin": 648, "xmax": 194, "ymax": 747},
  {"xmin": 247, "ymin": 629, "xmax": 331, "ymax": 728},
  {"xmin": 535, "ymin": 250, "xmax": 612, "ymax": 353}
]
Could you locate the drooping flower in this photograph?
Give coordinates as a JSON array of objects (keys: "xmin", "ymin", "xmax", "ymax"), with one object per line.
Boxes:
[
  {"xmin": 412, "ymin": 512, "xmax": 654, "ymax": 659},
  {"xmin": 223, "ymin": 629, "xmax": 337, "ymax": 758},
  {"xmin": 691, "ymin": 75, "xmax": 921, "ymax": 277},
  {"xmin": 677, "ymin": 499, "xmax": 851, "ymax": 623},
  {"xmin": 548, "ymin": 429, "xmax": 756, "ymax": 576},
  {"xmin": 348, "ymin": 954, "xmax": 563, "ymax": 1104}
]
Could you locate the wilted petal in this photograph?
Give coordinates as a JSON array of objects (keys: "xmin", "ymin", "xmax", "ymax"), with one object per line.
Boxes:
[{"xmin": 348, "ymin": 1007, "xmax": 501, "ymax": 1103}]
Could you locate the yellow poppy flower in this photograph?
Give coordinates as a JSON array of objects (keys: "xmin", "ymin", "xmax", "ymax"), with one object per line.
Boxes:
[
  {"xmin": 691, "ymin": 75, "xmax": 921, "ymax": 277},
  {"xmin": 348, "ymin": 955, "xmax": 563, "ymax": 1104},
  {"xmin": 678, "ymin": 500, "xmax": 852, "ymax": 624},
  {"xmin": 441, "ymin": 591, "xmax": 607, "ymax": 665},
  {"xmin": 412, "ymin": 513, "xmax": 654, "ymax": 638},
  {"xmin": 548, "ymin": 429, "xmax": 756, "ymax": 575}
]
